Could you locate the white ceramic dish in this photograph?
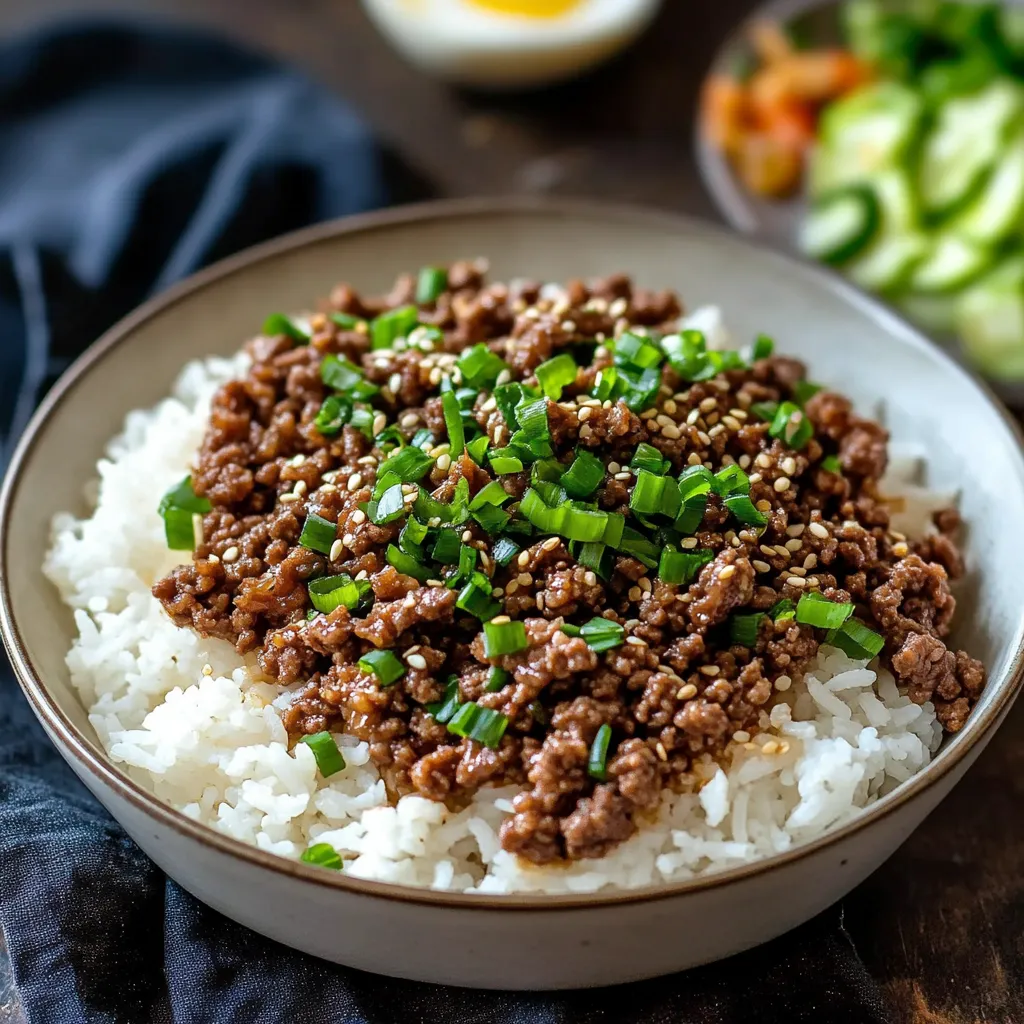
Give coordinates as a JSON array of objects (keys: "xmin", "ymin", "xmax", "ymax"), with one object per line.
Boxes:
[{"xmin": 2, "ymin": 198, "xmax": 1023, "ymax": 989}]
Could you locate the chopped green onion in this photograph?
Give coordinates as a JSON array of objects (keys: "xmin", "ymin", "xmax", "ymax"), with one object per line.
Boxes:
[
  {"xmin": 795, "ymin": 592, "xmax": 855, "ymax": 630},
  {"xmin": 674, "ymin": 493, "xmax": 709, "ymax": 535},
  {"xmin": 660, "ymin": 330, "xmax": 707, "ymax": 379},
  {"xmin": 678, "ymin": 465, "xmax": 715, "ymax": 500},
  {"xmin": 490, "ymin": 455, "xmax": 524, "ymax": 475},
  {"xmin": 415, "ymin": 266, "xmax": 448, "ymax": 304},
  {"xmin": 157, "ymin": 476, "xmax": 211, "ymax": 550},
  {"xmin": 348, "ymin": 407, "xmax": 374, "ymax": 438},
  {"xmin": 308, "ymin": 574, "xmax": 372, "ymax": 614},
  {"xmin": 329, "ymin": 311, "xmax": 365, "ymax": 330},
  {"xmin": 320, "ymin": 354, "xmax": 378, "ymax": 399},
  {"xmin": 561, "ymin": 449, "xmax": 605, "ymax": 499},
  {"xmin": 399, "ymin": 516, "xmax": 429, "ymax": 557},
  {"xmin": 630, "ymin": 470, "xmax": 680, "ymax": 518},
  {"xmin": 300, "ymin": 843, "xmax": 343, "ymax": 870},
  {"xmin": 750, "ymin": 401, "xmax": 779, "ymax": 423},
  {"xmin": 771, "ymin": 598, "xmax": 796, "ymax": 623},
  {"xmin": 485, "ymin": 666, "xmax": 510, "ymax": 692},
  {"xmin": 510, "ymin": 396, "xmax": 552, "ymax": 459},
  {"xmin": 821, "ymin": 455, "xmax": 842, "ymax": 474},
  {"xmin": 769, "ymin": 401, "xmax": 813, "ymax": 450},
  {"xmin": 411, "ymin": 428, "xmax": 435, "ymax": 450},
  {"xmin": 730, "ymin": 612, "xmax": 766, "ymax": 647},
  {"xmin": 441, "ymin": 387, "xmax": 465, "ymax": 458},
  {"xmin": 618, "ymin": 365, "xmax": 662, "ymax": 412},
  {"xmin": 446, "ymin": 542, "xmax": 478, "ymax": 588},
  {"xmin": 428, "ymin": 677, "xmax": 461, "ymax": 723},
  {"xmin": 446, "ymin": 703, "xmax": 509, "ymax": 748},
  {"xmin": 431, "ymin": 528, "xmax": 462, "ymax": 564},
  {"xmin": 658, "ymin": 546, "xmax": 714, "ymax": 585},
  {"xmin": 591, "ymin": 366, "xmax": 620, "ymax": 402},
  {"xmin": 370, "ymin": 305, "xmax": 418, "ymax": 349},
  {"xmin": 493, "ymin": 382, "xmax": 527, "ymax": 431},
  {"xmin": 827, "ymin": 618, "xmax": 884, "ymax": 660},
  {"xmin": 456, "ymin": 343, "xmax": 508, "ymax": 389},
  {"xmin": 386, "ymin": 543, "xmax": 431, "ymax": 582},
  {"xmin": 794, "ymin": 380, "xmax": 822, "ymax": 406},
  {"xmin": 579, "ymin": 617, "xmax": 624, "ymax": 653},
  {"xmin": 457, "ymin": 572, "xmax": 501, "ymax": 620},
  {"xmin": 535, "ymin": 353, "xmax": 577, "ymax": 400},
  {"xmin": 263, "ymin": 313, "xmax": 311, "ymax": 343},
  {"xmin": 575, "ymin": 540, "xmax": 612, "ymax": 578},
  {"xmin": 723, "ymin": 494, "xmax": 767, "ymax": 526},
  {"xmin": 615, "ymin": 332, "xmax": 663, "ymax": 370},
  {"xmin": 492, "ymin": 536, "xmax": 521, "ymax": 566},
  {"xmin": 587, "ymin": 723, "xmax": 612, "ymax": 781},
  {"xmin": 483, "ymin": 619, "xmax": 528, "ymax": 658},
  {"xmin": 469, "ymin": 480, "xmax": 511, "ymax": 511},
  {"xmin": 471, "ymin": 505, "xmax": 510, "ymax": 535},
  {"xmin": 358, "ymin": 649, "xmax": 406, "ymax": 687},
  {"xmin": 380, "ymin": 445, "xmax": 434, "ymax": 484},
  {"xmin": 713, "ymin": 463, "xmax": 750, "ymax": 497},
  {"xmin": 299, "ymin": 513, "xmax": 336, "ymax": 554},
  {"xmin": 299, "ymin": 731, "xmax": 346, "ymax": 777},
  {"xmin": 616, "ymin": 526, "xmax": 660, "ymax": 568},
  {"xmin": 631, "ymin": 443, "xmax": 666, "ymax": 475},
  {"xmin": 371, "ymin": 482, "xmax": 406, "ymax": 525},
  {"xmin": 560, "ymin": 623, "xmax": 582, "ymax": 637},
  {"xmin": 313, "ymin": 395, "xmax": 351, "ymax": 436},
  {"xmin": 746, "ymin": 334, "xmax": 774, "ymax": 363},
  {"xmin": 413, "ymin": 477, "xmax": 470, "ymax": 526},
  {"xmin": 466, "ymin": 434, "xmax": 490, "ymax": 466}
]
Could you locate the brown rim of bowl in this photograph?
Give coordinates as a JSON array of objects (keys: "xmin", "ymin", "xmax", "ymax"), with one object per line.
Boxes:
[{"xmin": 2, "ymin": 195, "xmax": 1023, "ymax": 912}]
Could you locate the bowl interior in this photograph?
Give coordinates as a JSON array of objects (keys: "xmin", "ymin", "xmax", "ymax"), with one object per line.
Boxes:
[{"xmin": 3, "ymin": 200, "xmax": 1024, "ymax": 887}]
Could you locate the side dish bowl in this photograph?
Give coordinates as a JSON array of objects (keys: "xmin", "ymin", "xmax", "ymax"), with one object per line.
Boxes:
[{"xmin": 2, "ymin": 198, "xmax": 1024, "ymax": 989}]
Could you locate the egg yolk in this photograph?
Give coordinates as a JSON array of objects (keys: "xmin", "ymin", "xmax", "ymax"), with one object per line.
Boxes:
[{"xmin": 465, "ymin": 0, "xmax": 583, "ymax": 17}]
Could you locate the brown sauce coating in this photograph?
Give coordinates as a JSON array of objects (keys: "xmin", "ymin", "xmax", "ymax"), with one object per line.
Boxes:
[{"xmin": 153, "ymin": 264, "xmax": 984, "ymax": 864}]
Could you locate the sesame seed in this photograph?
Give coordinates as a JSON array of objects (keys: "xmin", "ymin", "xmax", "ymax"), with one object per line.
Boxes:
[
  {"xmin": 786, "ymin": 576, "xmax": 806, "ymax": 588},
  {"xmin": 748, "ymin": 473, "xmax": 762, "ymax": 484},
  {"xmin": 719, "ymin": 565, "xmax": 736, "ymax": 580},
  {"xmin": 319, "ymin": 483, "xmax": 338, "ymax": 494},
  {"xmin": 352, "ymin": 509, "xmax": 367, "ymax": 525},
  {"xmin": 407, "ymin": 653, "xmax": 427, "ymax": 670},
  {"xmin": 663, "ymin": 399, "xmax": 677, "ymax": 415},
  {"xmin": 699, "ymin": 396, "xmax": 717, "ymax": 413},
  {"xmin": 541, "ymin": 537, "xmax": 560, "ymax": 552},
  {"xmin": 614, "ymin": 471, "xmax": 631, "ymax": 481},
  {"xmin": 628, "ymin": 586, "xmax": 642, "ymax": 602},
  {"xmin": 329, "ymin": 539, "xmax": 344, "ymax": 562},
  {"xmin": 807, "ymin": 576, "xmax": 821, "ymax": 588},
  {"xmin": 890, "ymin": 529, "xmax": 907, "ymax": 541},
  {"xmin": 584, "ymin": 571, "xmax": 597, "ymax": 586},
  {"xmin": 609, "ymin": 298, "xmax": 628, "ymax": 317},
  {"xmin": 774, "ymin": 477, "xmax": 791, "ymax": 493},
  {"xmin": 426, "ymin": 578, "xmax": 444, "ymax": 587},
  {"xmin": 518, "ymin": 551, "xmax": 532, "ymax": 566},
  {"xmin": 356, "ymin": 569, "xmax": 369, "ymax": 581},
  {"xmin": 517, "ymin": 572, "xmax": 533, "ymax": 586},
  {"xmin": 279, "ymin": 493, "xmax": 300, "ymax": 503},
  {"xmin": 428, "ymin": 367, "xmax": 442, "ymax": 386},
  {"xmin": 491, "ymin": 615, "xmax": 511, "ymax": 625},
  {"xmin": 697, "ymin": 431, "xmax": 712, "ymax": 446},
  {"xmin": 687, "ymin": 452, "xmax": 702, "ymax": 466},
  {"xmin": 222, "ymin": 546, "xmax": 240, "ymax": 563},
  {"xmin": 699, "ymin": 664, "xmax": 720, "ymax": 676},
  {"xmin": 505, "ymin": 581, "xmax": 519, "ymax": 595},
  {"xmin": 655, "ymin": 742, "xmax": 668, "ymax": 762},
  {"xmin": 399, "ymin": 412, "xmax": 419, "ymax": 429},
  {"xmin": 638, "ymin": 577, "xmax": 652, "ymax": 593},
  {"xmin": 774, "ymin": 544, "xmax": 791, "ymax": 558},
  {"xmin": 730, "ymin": 408, "xmax": 748, "ymax": 420},
  {"xmin": 207, "ymin": 553, "xmax": 220, "ymax": 565},
  {"xmin": 202, "ymin": 663, "xmax": 213, "ymax": 676},
  {"xmin": 803, "ymin": 553, "xmax": 818, "ymax": 569},
  {"xmin": 760, "ymin": 545, "xmax": 776, "ymax": 557},
  {"xmin": 342, "ymin": 533, "xmax": 355, "ymax": 546},
  {"xmin": 347, "ymin": 473, "xmax": 363, "ymax": 491},
  {"xmin": 785, "ymin": 538, "xmax": 802, "ymax": 551},
  {"xmin": 661, "ymin": 424, "xmax": 681, "ymax": 440},
  {"xmin": 579, "ymin": 424, "xmax": 593, "ymax": 438},
  {"xmin": 626, "ymin": 636, "xmax": 647, "ymax": 647},
  {"xmin": 789, "ymin": 566, "xmax": 807, "ymax": 577},
  {"xmin": 681, "ymin": 537, "xmax": 698, "ymax": 550},
  {"xmin": 762, "ymin": 739, "xmax": 780, "ymax": 755},
  {"xmin": 775, "ymin": 675, "xmax": 792, "ymax": 692},
  {"xmin": 676, "ymin": 683, "xmax": 698, "ymax": 700},
  {"xmin": 436, "ymin": 453, "xmax": 452, "ymax": 473},
  {"xmin": 755, "ymin": 453, "xmax": 772, "ymax": 469},
  {"xmin": 755, "ymin": 499, "xmax": 772, "ymax": 512},
  {"xmin": 893, "ymin": 541, "xmax": 909, "ymax": 557},
  {"xmin": 753, "ymin": 560, "xmax": 771, "ymax": 573},
  {"xmin": 786, "ymin": 523, "xmax": 806, "ymax": 538},
  {"xmin": 809, "ymin": 521, "xmax": 830, "ymax": 539},
  {"xmin": 291, "ymin": 454, "xmax": 306, "ymax": 467},
  {"xmin": 535, "ymin": 593, "xmax": 545, "ymax": 610},
  {"xmin": 781, "ymin": 457, "xmax": 797, "ymax": 476},
  {"xmin": 372, "ymin": 413, "xmax": 388, "ymax": 436},
  {"xmin": 738, "ymin": 454, "xmax": 751, "ymax": 469},
  {"xmin": 722, "ymin": 415, "xmax": 741, "ymax": 431},
  {"xmin": 732, "ymin": 730, "xmax": 750, "ymax": 743}
]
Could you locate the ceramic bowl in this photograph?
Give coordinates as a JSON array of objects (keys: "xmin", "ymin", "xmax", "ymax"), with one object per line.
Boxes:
[
  {"xmin": 693, "ymin": 0, "xmax": 1024, "ymax": 407},
  {"xmin": 2, "ymin": 198, "xmax": 1023, "ymax": 990}
]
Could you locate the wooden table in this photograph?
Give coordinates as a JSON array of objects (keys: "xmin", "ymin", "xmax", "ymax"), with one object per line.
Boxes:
[{"xmin": 2, "ymin": 2, "xmax": 1021, "ymax": 1021}]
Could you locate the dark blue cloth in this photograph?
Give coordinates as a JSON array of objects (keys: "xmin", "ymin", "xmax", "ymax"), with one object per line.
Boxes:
[{"xmin": 0, "ymin": 19, "xmax": 891, "ymax": 1024}]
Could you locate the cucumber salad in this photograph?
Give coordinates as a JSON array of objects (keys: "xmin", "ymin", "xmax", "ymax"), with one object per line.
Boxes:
[{"xmin": 801, "ymin": 1, "xmax": 1024, "ymax": 381}]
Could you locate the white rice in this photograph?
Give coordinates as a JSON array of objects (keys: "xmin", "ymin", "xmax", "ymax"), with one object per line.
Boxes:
[{"xmin": 44, "ymin": 322, "xmax": 949, "ymax": 895}]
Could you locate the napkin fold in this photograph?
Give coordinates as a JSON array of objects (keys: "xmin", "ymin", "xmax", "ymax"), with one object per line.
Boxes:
[{"xmin": 0, "ymin": 18, "xmax": 890, "ymax": 1024}]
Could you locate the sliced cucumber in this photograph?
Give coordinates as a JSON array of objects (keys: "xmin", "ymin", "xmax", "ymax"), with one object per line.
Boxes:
[
  {"xmin": 800, "ymin": 186, "xmax": 879, "ymax": 265},
  {"xmin": 810, "ymin": 83, "xmax": 923, "ymax": 197},
  {"xmin": 909, "ymin": 236, "xmax": 992, "ymax": 294},
  {"xmin": 870, "ymin": 169, "xmax": 919, "ymax": 234},
  {"xmin": 918, "ymin": 80, "xmax": 1024, "ymax": 218},
  {"xmin": 955, "ymin": 285, "xmax": 1024, "ymax": 380},
  {"xmin": 895, "ymin": 292, "xmax": 959, "ymax": 334},
  {"xmin": 948, "ymin": 134, "xmax": 1024, "ymax": 245},
  {"xmin": 847, "ymin": 234, "xmax": 929, "ymax": 294}
]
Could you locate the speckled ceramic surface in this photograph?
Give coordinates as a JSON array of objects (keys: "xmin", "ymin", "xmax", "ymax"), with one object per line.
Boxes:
[{"xmin": 2, "ymin": 199, "xmax": 1023, "ymax": 988}]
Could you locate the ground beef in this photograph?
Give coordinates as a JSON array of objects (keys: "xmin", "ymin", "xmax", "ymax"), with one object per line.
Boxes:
[{"xmin": 154, "ymin": 266, "xmax": 984, "ymax": 866}]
